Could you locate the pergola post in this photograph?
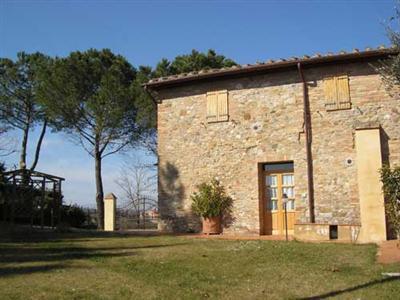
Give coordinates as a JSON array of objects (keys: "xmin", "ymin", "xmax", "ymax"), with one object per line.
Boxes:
[
  {"xmin": 30, "ymin": 180, "xmax": 34, "ymax": 228},
  {"xmin": 11, "ymin": 175, "xmax": 16, "ymax": 225},
  {"xmin": 51, "ymin": 183, "xmax": 56, "ymax": 229},
  {"xmin": 2, "ymin": 192, "xmax": 6, "ymax": 222},
  {"xmin": 40, "ymin": 178, "xmax": 45, "ymax": 229},
  {"xmin": 58, "ymin": 180, "xmax": 62, "ymax": 227}
]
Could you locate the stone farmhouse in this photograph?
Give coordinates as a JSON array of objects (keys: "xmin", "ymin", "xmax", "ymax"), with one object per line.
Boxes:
[{"xmin": 145, "ymin": 47, "xmax": 400, "ymax": 243}]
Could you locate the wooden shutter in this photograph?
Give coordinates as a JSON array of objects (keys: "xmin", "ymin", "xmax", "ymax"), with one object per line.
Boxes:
[
  {"xmin": 324, "ymin": 75, "xmax": 351, "ymax": 111},
  {"xmin": 217, "ymin": 90, "xmax": 228, "ymax": 121},
  {"xmin": 206, "ymin": 92, "xmax": 218, "ymax": 122},
  {"xmin": 206, "ymin": 90, "xmax": 229, "ymax": 122},
  {"xmin": 324, "ymin": 77, "xmax": 337, "ymax": 110},
  {"xmin": 336, "ymin": 75, "xmax": 351, "ymax": 110}
]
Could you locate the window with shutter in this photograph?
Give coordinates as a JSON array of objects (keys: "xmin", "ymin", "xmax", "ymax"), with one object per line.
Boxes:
[
  {"xmin": 323, "ymin": 75, "xmax": 351, "ymax": 111},
  {"xmin": 206, "ymin": 90, "xmax": 229, "ymax": 122}
]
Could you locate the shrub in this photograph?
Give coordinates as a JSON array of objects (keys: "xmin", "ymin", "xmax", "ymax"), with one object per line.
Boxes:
[
  {"xmin": 381, "ymin": 165, "xmax": 400, "ymax": 239},
  {"xmin": 0, "ymin": 162, "xmax": 5, "ymax": 174},
  {"xmin": 191, "ymin": 179, "xmax": 232, "ymax": 218},
  {"xmin": 61, "ymin": 205, "xmax": 87, "ymax": 228}
]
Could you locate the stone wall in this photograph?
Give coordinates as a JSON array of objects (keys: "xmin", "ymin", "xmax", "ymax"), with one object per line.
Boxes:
[
  {"xmin": 156, "ymin": 61, "xmax": 400, "ymax": 234},
  {"xmin": 294, "ymin": 224, "xmax": 361, "ymax": 242}
]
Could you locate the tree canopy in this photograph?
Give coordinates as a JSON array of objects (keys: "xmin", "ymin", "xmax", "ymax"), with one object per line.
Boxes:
[
  {"xmin": 152, "ymin": 49, "xmax": 237, "ymax": 78},
  {"xmin": 38, "ymin": 49, "xmax": 150, "ymax": 228},
  {"xmin": 377, "ymin": 6, "xmax": 400, "ymax": 95},
  {"xmin": 0, "ymin": 52, "xmax": 50, "ymax": 170}
]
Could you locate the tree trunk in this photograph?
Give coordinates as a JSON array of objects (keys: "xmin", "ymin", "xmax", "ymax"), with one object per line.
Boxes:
[
  {"xmin": 19, "ymin": 124, "xmax": 29, "ymax": 170},
  {"xmin": 95, "ymin": 148, "xmax": 104, "ymax": 230},
  {"xmin": 30, "ymin": 119, "xmax": 47, "ymax": 171}
]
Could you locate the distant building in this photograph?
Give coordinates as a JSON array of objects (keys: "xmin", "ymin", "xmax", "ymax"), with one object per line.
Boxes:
[{"xmin": 145, "ymin": 208, "xmax": 159, "ymax": 219}]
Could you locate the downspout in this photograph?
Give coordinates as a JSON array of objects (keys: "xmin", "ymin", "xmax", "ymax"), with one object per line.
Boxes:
[{"xmin": 297, "ymin": 63, "xmax": 315, "ymax": 223}]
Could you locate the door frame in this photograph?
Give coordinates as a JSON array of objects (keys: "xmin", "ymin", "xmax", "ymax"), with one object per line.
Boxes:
[{"xmin": 258, "ymin": 161, "xmax": 295, "ymax": 235}]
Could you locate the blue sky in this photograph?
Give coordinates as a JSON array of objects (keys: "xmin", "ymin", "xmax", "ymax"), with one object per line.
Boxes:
[{"xmin": 0, "ymin": 0, "xmax": 396, "ymax": 207}]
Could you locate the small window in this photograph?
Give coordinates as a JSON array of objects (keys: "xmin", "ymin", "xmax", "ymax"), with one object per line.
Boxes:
[
  {"xmin": 329, "ymin": 225, "xmax": 338, "ymax": 240},
  {"xmin": 206, "ymin": 90, "xmax": 229, "ymax": 122},
  {"xmin": 323, "ymin": 75, "xmax": 351, "ymax": 111}
]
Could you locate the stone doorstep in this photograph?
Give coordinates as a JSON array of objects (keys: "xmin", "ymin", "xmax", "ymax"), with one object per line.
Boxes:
[{"xmin": 377, "ymin": 240, "xmax": 400, "ymax": 264}]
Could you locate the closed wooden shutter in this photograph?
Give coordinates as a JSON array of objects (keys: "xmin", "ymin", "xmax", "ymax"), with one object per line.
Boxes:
[
  {"xmin": 324, "ymin": 77, "xmax": 337, "ymax": 111},
  {"xmin": 206, "ymin": 90, "xmax": 229, "ymax": 122},
  {"xmin": 217, "ymin": 90, "xmax": 228, "ymax": 121},
  {"xmin": 336, "ymin": 75, "xmax": 351, "ymax": 110},
  {"xmin": 206, "ymin": 92, "xmax": 218, "ymax": 122},
  {"xmin": 324, "ymin": 74, "xmax": 351, "ymax": 110}
]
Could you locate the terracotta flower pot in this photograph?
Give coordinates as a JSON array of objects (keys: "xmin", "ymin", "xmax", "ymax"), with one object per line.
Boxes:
[{"xmin": 202, "ymin": 216, "xmax": 222, "ymax": 235}]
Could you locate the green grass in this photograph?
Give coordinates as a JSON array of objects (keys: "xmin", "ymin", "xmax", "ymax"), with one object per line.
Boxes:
[{"xmin": 0, "ymin": 229, "xmax": 399, "ymax": 299}]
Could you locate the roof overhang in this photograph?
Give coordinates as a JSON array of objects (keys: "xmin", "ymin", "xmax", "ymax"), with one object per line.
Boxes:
[{"xmin": 144, "ymin": 47, "xmax": 399, "ymax": 90}]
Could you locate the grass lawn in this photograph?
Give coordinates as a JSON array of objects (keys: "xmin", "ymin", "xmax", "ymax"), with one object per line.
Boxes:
[{"xmin": 0, "ymin": 229, "xmax": 399, "ymax": 299}]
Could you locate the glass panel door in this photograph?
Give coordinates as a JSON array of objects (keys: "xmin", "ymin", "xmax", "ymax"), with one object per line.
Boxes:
[
  {"xmin": 266, "ymin": 175, "xmax": 278, "ymax": 211},
  {"xmin": 264, "ymin": 172, "xmax": 295, "ymax": 235},
  {"xmin": 282, "ymin": 174, "xmax": 295, "ymax": 211}
]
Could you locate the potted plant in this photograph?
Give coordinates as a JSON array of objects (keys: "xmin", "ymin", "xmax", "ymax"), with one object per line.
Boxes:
[{"xmin": 191, "ymin": 179, "xmax": 232, "ymax": 234}]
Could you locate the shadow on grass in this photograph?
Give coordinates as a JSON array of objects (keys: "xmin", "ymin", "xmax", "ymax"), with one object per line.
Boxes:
[
  {"xmin": 299, "ymin": 276, "xmax": 400, "ymax": 299},
  {"xmin": 0, "ymin": 243, "xmax": 186, "ymax": 264},
  {"xmin": 0, "ymin": 227, "xmax": 188, "ymax": 278},
  {"xmin": 0, "ymin": 225, "xmax": 163, "ymax": 243},
  {"xmin": 0, "ymin": 264, "xmax": 69, "ymax": 277}
]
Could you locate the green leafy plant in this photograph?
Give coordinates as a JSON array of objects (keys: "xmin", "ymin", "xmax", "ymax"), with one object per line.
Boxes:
[
  {"xmin": 61, "ymin": 205, "xmax": 88, "ymax": 228},
  {"xmin": 380, "ymin": 165, "xmax": 400, "ymax": 239},
  {"xmin": 191, "ymin": 179, "xmax": 232, "ymax": 218}
]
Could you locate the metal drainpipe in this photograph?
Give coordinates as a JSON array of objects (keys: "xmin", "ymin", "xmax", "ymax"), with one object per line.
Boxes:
[{"xmin": 297, "ymin": 63, "xmax": 315, "ymax": 223}]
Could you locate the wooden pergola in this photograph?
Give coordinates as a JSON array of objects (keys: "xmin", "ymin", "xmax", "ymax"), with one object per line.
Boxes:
[{"xmin": 0, "ymin": 169, "xmax": 65, "ymax": 228}]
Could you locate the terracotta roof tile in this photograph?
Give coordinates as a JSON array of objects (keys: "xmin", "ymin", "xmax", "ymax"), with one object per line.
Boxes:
[{"xmin": 145, "ymin": 45, "xmax": 398, "ymax": 88}]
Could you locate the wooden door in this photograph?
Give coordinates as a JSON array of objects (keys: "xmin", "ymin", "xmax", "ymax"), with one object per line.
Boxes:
[{"xmin": 264, "ymin": 172, "xmax": 295, "ymax": 235}]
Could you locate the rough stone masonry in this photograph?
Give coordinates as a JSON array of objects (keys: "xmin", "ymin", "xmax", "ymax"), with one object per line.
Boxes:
[{"xmin": 150, "ymin": 52, "xmax": 400, "ymax": 239}]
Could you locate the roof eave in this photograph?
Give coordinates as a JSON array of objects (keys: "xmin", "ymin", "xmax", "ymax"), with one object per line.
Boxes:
[{"xmin": 144, "ymin": 48, "xmax": 398, "ymax": 90}]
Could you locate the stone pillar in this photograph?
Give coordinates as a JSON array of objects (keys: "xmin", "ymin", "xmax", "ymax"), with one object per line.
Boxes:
[
  {"xmin": 355, "ymin": 128, "xmax": 387, "ymax": 243},
  {"xmin": 104, "ymin": 193, "xmax": 117, "ymax": 231}
]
